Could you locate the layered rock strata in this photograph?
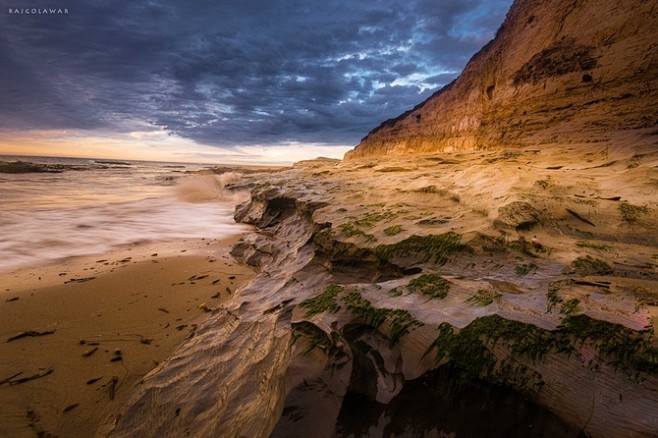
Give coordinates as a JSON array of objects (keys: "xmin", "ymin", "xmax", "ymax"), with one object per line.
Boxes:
[
  {"xmin": 105, "ymin": 146, "xmax": 658, "ymax": 437},
  {"xmin": 347, "ymin": 0, "xmax": 658, "ymax": 159}
]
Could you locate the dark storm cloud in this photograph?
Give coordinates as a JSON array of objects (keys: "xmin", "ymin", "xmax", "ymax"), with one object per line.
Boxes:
[{"xmin": 0, "ymin": 0, "xmax": 513, "ymax": 147}]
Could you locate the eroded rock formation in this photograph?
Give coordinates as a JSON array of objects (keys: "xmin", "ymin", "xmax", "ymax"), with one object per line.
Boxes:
[
  {"xmin": 346, "ymin": 0, "xmax": 658, "ymax": 158},
  {"xmin": 105, "ymin": 146, "xmax": 658, "ymax": 437}
]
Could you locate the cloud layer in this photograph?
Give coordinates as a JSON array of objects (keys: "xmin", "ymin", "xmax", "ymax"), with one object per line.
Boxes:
[{"xmin": 1, "ymin": 0, "xmax": 512, "ymax": 149}]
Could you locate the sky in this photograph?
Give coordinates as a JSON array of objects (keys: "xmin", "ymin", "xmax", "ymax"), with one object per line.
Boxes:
[{"xmin": 0, "ymin": 0, "xmax": 513, "ymax": 164}]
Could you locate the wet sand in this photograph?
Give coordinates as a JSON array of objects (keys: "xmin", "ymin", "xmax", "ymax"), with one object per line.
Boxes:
[{"xmin": 0, "ymin": 235, "xmax": 255, "ymax": 438}]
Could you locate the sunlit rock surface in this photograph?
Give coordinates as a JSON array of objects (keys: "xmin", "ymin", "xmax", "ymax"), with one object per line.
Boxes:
[
  {"xmin": 347, "ymin": 0, "xmax": 658, "ymax": 159},
  {"xmin": 106, "ymin": 146, "xmax": 657, "ymax": 437}
]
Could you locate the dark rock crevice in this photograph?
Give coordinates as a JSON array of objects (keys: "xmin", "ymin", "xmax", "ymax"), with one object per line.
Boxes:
[
  {"xmin": 312, "ymin": 227, "xmax": 403, "ymax": 284},
  {"xmin": 341, "ymin": 324, "xmax": 404, "ymax": 403},
  {"xmin": 334, "ymin": 367, "xmax": 584, "ymax": 438}
]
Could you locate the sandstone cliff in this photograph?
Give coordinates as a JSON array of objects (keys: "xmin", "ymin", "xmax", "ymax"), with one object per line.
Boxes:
[{"xmin": 346, "ymin": 0, "xmax": 658, "ymax": 159}]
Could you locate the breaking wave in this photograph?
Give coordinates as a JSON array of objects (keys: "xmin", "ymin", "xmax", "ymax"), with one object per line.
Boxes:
[
  {"xmin": 0, "ymin": 157, "xmax": 252, "ymax": 273},
  {"xmin": 174, "ymin": 172, "xmax": 248, "ymax": 203}
]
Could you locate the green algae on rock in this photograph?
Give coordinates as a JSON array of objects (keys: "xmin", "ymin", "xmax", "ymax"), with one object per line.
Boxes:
[
  {"xmin": 407, "ymin": 273, "xmax": 451, "ymax": 299},
  {"xmin": 300, "ymin": 284, "xmax": 344, "ymax": 317},
  {"xmin": 374, "ymin": 232, "xmax": 462, "ymax": 265},
  {"xmin": 426, "ymin": 314, "xmax": 658, "ymax": 387}
]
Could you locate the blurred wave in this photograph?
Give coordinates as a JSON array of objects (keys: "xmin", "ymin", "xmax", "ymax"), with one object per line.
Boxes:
[
  {"xmin": 0, "ymin": 155, "xmax": 251, "ymax": 273},
  {"xmin": 174, "ymin": 172, "xmax": 248, "ymax": 203}
]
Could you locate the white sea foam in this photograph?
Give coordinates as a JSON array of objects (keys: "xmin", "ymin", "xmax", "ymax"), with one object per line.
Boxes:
[
  {"xmin": 174, "ymin": 172, "xmax": 247, "ymax": 203},
  {"xmin": 0, "ymin": 156, "xmax": 251, "ymax": 273}
]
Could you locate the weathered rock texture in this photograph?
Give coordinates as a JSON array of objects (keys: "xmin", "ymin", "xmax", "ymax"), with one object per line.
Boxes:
[
  {"xmin": 105, "ymin": 146, "xmax": 658, "ymax": 438},
  {"xmin": 346, "ymin": 0, "xmax": 658, "ymax": 159},
  {"xmin": 103, "ymin": 0, "xmax": 658, "ymax": 436}
]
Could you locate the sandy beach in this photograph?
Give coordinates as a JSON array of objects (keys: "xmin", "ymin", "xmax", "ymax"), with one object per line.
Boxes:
[{"xmin": 0, "ymin": 235, "xmax": 255, "ymax": 438}]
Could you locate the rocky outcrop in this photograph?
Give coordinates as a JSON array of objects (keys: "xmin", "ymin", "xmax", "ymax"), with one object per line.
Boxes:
[
  {"xmin": 346, "ymin": 0, "xmax": 658, "ymax": 159},
  {"xmin": 104, "ymin": 146, "xmax": 658, "ymax": 437},
  {"xmin": 102, "ymin": 0, "xmax": 658, "ymax": 434},
  {"xmin": 258, "ymin": 149, "xmax": 658, "ymax": 438},
  {"xmin": 0, "ymin": 160, "xmax": 87, "ymax": 173}
]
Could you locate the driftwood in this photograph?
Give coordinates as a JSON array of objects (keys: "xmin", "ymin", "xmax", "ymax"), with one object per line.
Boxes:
[
  {"xmin": 64, "ymin": 276, "xmax": 96, "ymax": 284},
  {"xmin": 0, "ymin": 372, "xmax": 23, "ymax": 385},
  {"xmin": 566, "ymin": 208, "xmax": 596, "ymax": 226},
  {"xmin": 108, "ymin": 376, "xmax": 119, "ymax": 400},
  {"xmin": 110, "ymin": 349, "xmax": 123, "ymax": 362},
  {"xmin": 9, "ymin": 368, "xmax": 53, "ymax": 385},
  {"xmin": 63, "ymin": 403, "xmax": 79, "ymax": 413},
  {"xmin": 7, "ymin": 330, "xmax": 55, "ymax": 343},
  {"xmin": 80, "ymin": 335, "xmax": 151, "ymax": 345},
  {"xmin": 81, "ymin": 347, "xmax": 98, "ymax": 357}
]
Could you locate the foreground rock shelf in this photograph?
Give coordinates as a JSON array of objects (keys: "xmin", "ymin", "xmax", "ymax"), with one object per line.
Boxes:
[{"xmin": 105, "ymin": 145, "xmax": 658, "ymax": 437}]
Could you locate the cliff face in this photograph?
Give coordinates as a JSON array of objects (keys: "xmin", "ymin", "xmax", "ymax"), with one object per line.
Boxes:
[{"xmin": 346, "ymin": 0, "xmax": 658, "ymax": 159}]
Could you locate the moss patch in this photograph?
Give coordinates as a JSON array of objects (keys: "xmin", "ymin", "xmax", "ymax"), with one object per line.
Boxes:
[
  {"xmin": 573, "ymin": 256, "xmax": 613, "ymax": 275},
  {"xmin": 408, "ymin": 274, "xmax": 451, "ymax": 299},
  {"xmin": 343, "ymin": 291, "xmax": 423, "ymax": 346},
  {"xmin": 291, "ymin": 321, "xmax": 332, "ymax": 353},
  {"xmin": 427, "ymin": 322, "xmax": 496, "ymax": 382},
  {"xmin": 425, "ymin": 315, "xmax": 564, "ymax": 388},
  {"xmin": 386, "ymin": 309, "xmax": 424, "ymax": 345},
  {"xmin": 355, "ymin": 211, "xmax": 395, "ymax": 228},
  {"xmin": 546, "ymin": 279, "xmax": 572, "ymax": 313},
  {"xmin": 426, "ymin": 314, "xmax": 657, "ymax": 385},
  {"xmin": 300, "ymin": 284, "xmax": 343, "ymax": 317},
  {"xmin": 344, "ymin": 291, "xmax": 390, "ymax": 328},
  {"xmin": 576, "ymin": 240, "xmax": 611, "ymax": 251},
  {"xmin": 515, "ymin": 263, "xmax": 538, "ymax": 277},
  {"xmin": 383, "ymin": 225, "xmax": 404, "ymax": 236},
  {"xmin": 375, "ymin": 232, "xmax": 462, "ymax": 265},
  {"xmin": 468, "ymin": 289, "xmax": 501, "ymax": 306},
  {"xmin": 560, "ymin": 298, "xmax": 580, "ymax": 316},
  {"xmin": 338, "ymin": 223, "xmax": 376, "ymax": 242},
  {"xmin": 388, "ymin": 287, "xmax": 403, "ymax": 297},
  {"xmin": 562, "ymin": 315, "xmax": 658, "ymax": 374},
  {"xmin": 620, "ymin": 202, "xmax": 650, "ymax": 224}
]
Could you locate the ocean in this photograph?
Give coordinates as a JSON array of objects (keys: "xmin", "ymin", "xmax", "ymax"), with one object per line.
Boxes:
[{"xmin": 0, "ymin": 155, "xmax": 252, "ymax": 274}]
